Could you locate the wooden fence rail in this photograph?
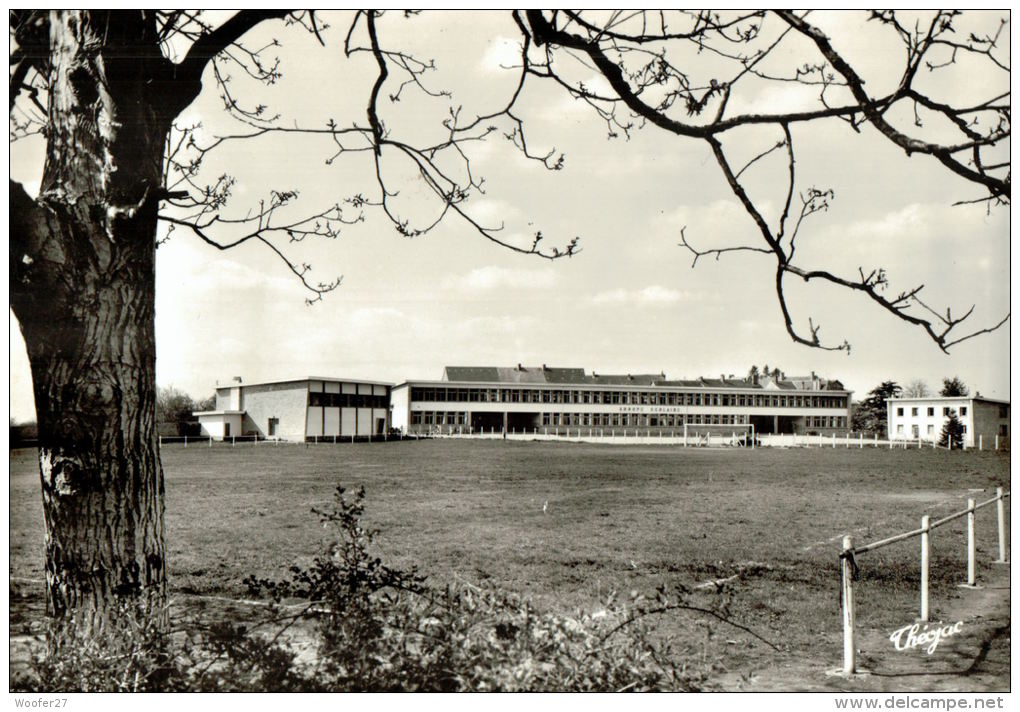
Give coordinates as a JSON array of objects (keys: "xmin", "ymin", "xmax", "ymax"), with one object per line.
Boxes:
[{"xmin": 837, "ymin": 487, "xmax": 1009, "ymax": 676}]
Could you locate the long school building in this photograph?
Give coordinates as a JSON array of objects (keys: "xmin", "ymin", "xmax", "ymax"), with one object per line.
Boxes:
[
  {"xmin": 195, "ymin": 377, "xmax": 392, "ymax": 441},
  {"xmin": 391, "ymin": 366, "xmax": 852, "ymax": 437}
]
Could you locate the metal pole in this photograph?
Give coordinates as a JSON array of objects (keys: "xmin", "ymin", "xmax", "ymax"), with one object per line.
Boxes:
[
  {"xmin": 967, "ymin": 498, "xmax": 976, "ymax": 586},
  {"xmin": 184, "ymin": 435, "xmax": 188, "ymax": 448},
  {"xmin": 979, "ymin": 434, "xmax": 983, "ymax": 451},
  {"xmin": 996, "ymin": 487, "xmax": 1007, "ymax": 563},
  {"xmin": 920, "ymin": 515, "xmax": 930, "ymax": 622},
  {"xmin": 841, "ymin": 535, "xmax": 856, "ymax": 675}
]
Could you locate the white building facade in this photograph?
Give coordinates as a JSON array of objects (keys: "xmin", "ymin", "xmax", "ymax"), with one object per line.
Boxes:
[
  {"xmin": 886, "ymin": 396, "xmax": 1010, "ymax": 448},
  {"xmin": 195, "ymin": 377, "xmax": 392, "ymax": 441},
  {"xmin": 392, "ymin": 366, "xmax": 852, "ymax": 437}
]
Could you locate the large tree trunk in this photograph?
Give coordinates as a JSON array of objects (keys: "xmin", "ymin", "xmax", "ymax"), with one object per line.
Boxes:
[{"xmin": 10, "ymin": 11, "xmax": 178, "ymax": 628}]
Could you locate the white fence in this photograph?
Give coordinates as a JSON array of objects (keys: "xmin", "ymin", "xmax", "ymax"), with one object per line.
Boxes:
[
  {"xmin": 836, "ymin": 487, "xmax": 1009, "ymax": 676},
  {"xmin": 430, "ymin": 429, "xmax": 1005, "ymax": 450},
  {"xmin": 158, "ymin": 435, "xmax": 282, "ymax": 448},
  {"xmin": 437, "ymin": 429, "xmax": 754, "ymax": 447}
]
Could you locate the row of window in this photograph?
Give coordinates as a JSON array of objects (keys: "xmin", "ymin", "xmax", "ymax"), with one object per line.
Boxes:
[
  {"xmin": 409, "ymin": 387, "xmax": 846, "ymax": 409},
  {"xmin": 309, "ymin": 392, "xmax": 389, "ymax": 409},
  {"xmin": 411, "ymin": 411, "xmax": 468, "ymax": 425},
  {"xmin": 805, "ymin": 416, "xmax": 850, "ymax": 429},
  {"xmin": 896, "ymin": 406, "xmax": 967, "ymax": 418},
  {"xmin": 898, "ymin": 423, "xmax": 966, "ymax": 436},
  {"xmin": 540, "ymin": 412, "xmax": 751, "ymax": 427}
]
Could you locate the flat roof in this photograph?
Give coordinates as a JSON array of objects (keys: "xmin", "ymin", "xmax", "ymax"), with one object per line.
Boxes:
[
  {"xmin": 888, "ymin": 396, "xmax": 1009, "ymax": 406},
  {"xmin": 394, "ymin": 379, "xmax": 849, "ymax": 393},
  {"xmin": 217, "ymin": 376, "xmax": 394, "ymax": 390}
]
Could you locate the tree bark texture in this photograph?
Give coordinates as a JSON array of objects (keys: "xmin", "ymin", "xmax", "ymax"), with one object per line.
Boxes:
[{"xmin": 10, "ymin": 11, "xmax": 182, "ymax": 627}]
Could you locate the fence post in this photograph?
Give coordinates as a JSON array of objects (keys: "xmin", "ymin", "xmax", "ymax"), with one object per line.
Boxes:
[
  {"xmin": 841, "ymin": 535, "xmax": 856, "ymax": 675},
  {"xmin": 158, "ymin": 435, "xmax": 162, "ymax": 449},
  {"xmin": 832, "ymin": 433, "xmax": 836, "ymax": 448},
  {"xmin": 920, "ymin": 515, "xmax": 931, "ymax": 622},
  {"xmin": 965, "ymin": 498, "xmax": 977, "ymax": 586},
  {"xmin": 979, "ymin": 434, "xmax": 983, "ymax": 451},
  {"xmin": 995, "ymin": 487, "xmax": 1007, "ymax": 564},
  {"xmin": 846, "ymin": 433, "xmax": 849, "ymax": 448},
  {"xmin": 209, "ymin": 436, "xmax": 212, "ymax": 448},
  {"xmin": 231, "ymin": 435, "xmax": 235, "ymax": 447},
  {"xmin": 995, "ymin": 435, "xmax": 999, "ymax": 450},
  {"xmin": 184, "ymin": 435, "xmax": 188, "ymax": 448},
  {"xmin": 860, "ymin": 433, "xmax": 863, "ymax": 449}
]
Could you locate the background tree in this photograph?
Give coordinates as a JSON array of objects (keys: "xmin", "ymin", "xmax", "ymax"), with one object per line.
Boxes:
[
  {"xmin": 938, "ymin": 411, "xmax": 965, "ymax": 449},
  {"xmin": 902, "ymin": 379, "xmax": 932, "ymax": 398},
  {"xmin": 9, "ymin": 10, "xmax": 1010, "ymax": 628},
  {"xmin": 195, "ymin": 394, "xmax": 217, "ymax": 412},
  {"xmin": 850, "ymin": 381, "xmax": 902, "ymax": 436},
  {"xmin": 940, "ymin": 376, "xmax": 970, "ymax": 397},
  {"xmin": 155, "ymin": 386, "xmax": 200, "ymax": 436}
]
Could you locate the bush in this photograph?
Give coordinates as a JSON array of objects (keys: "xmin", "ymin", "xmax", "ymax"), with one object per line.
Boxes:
[
  {"xmin": 15, "ymin": 486, "xmax": 725, "ymax": 692},
  {"xmin": 13, "ymin": 602, "xmax": 175, "ymax": 692}
]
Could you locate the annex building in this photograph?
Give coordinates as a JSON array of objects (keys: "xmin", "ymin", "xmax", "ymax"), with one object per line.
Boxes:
[
  {"xmin": 391, "ymin": 365, "xmax": 852, "ymax": 437},
  {"xmin": 886, "ymin": 395, "xmax": 1010, "ymax": 448},
  {"xmin": 195, "ymin": 377, "xmax": 391, "ymax": 442}
]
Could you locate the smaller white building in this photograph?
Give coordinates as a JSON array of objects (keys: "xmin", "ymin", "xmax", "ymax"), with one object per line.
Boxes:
[
  {"xmin": 194, "ymin": 376, "xmax": 392, "ymax": 442},
  {"xmin": 887, "ymin": 396, "xmax": 1009, "ymax": 448}
]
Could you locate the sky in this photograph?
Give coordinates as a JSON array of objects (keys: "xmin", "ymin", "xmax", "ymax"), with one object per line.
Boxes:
[{"xmin": 8, "ymin": 10, "xmax": 1012, "ymax": 422}]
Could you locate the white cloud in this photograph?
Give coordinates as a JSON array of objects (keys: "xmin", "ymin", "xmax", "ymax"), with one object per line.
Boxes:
[
  {"xmin": 443, "ymin": 265, "xmax": 558, "ymax": 291},
  {"xmin": 591, "ymin": 285, "xmax": 697, "ymax": 306},
  {"xmin": 844, "ymin": 203, "xmax": 926, "ymax": 240},
  {"xmin": 479, "ymin": 36, "xmax": 524, "ymax": 74}
]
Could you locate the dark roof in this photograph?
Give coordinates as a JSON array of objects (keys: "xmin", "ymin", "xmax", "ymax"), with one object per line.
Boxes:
[
  {"xmin": 589, "ymin": 373, "xmax": 662, "ymax": 386},
  {"xmin": 657, "ymin": 377, "xmax": 754, "ymax": 389},
  {"xmin": 443, "ymin": 366, "xmax": 587, "ymax": 384},
  {"xmin": 439, "ymin": 366, "xmax": 849, "ymax": 391}
]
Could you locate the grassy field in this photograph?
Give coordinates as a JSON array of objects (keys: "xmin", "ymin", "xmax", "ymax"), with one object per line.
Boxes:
[{"xmin": 9, "ymin": 441, "xmax": 1010, "ymax": 682}]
